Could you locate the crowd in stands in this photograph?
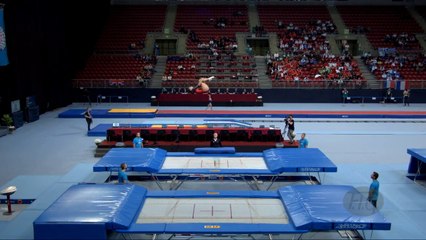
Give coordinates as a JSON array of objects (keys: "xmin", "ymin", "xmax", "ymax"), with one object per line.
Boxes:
[
  {"xmin": 163, "ymin": 55, "xmax": 198, "ymax": 82},
  {"xmin": 267, "ymin": 52, "xmax": 363, "ymax": 88},
  {"xmin": 277, "ymin": 19, "xmax": 336, "ymax": 56},
  {"xmin": 383, "ymin": 33, "xmax": 417, "ymax": 49},
  {"xmin": 253, "ymin": 25, "xmax": 267, "ymax": 37},
  {"xmin": 350, "ymin": 25, "xmax": 369, "ymax": 34},
  {"xmin": 128, "ymin": 40, "xmax": 145, "ymax": 51},
  {"xmin": 265, "ymin": 19, "xmax": 363, "ymax": 88},
  {"xmin": 363, "ymin": 52, "xmax": 426, "ymax": 82}
]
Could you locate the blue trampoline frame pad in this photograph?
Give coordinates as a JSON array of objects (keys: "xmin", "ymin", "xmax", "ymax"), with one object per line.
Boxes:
[
  {"xmin": 93, "ymin": 147, "xmax": 338, "ymax": 174},
  {"xmin": 407, "ymin": 148, "xmax": 426, "ymax": 175},
  {"xmin": 33, "ymin": 184, "xmax": 391, "ymax": 240}
]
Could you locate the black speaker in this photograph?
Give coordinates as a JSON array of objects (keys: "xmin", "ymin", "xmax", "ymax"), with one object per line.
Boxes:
[
  {"xmin": 11, "ymin": 111, "xmax": 24, "ymax": 128},
  {"xmin": 26, "ymin": 106, "xmax": 40, "ymax": 123}
]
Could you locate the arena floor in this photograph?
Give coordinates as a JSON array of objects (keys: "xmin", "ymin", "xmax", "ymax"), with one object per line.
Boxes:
[{"xmin": 0, "ymin": 102, "xmax": 425, "ymax": 239}]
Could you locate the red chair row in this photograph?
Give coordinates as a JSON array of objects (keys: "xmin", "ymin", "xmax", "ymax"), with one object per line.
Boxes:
[{"xmin": 107, "ymin": 127, "xmax": 282, "ymax": 143}]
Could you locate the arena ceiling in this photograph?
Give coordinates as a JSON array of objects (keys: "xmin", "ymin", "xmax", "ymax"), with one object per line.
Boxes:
[{"xmin": 111, "ymin": 0, "xmax": 425, "ymax": 6}]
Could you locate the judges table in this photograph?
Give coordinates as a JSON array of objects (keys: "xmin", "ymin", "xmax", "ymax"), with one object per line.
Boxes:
[
  {"xmin": 154, "ymin": 93, "xmax": 262, "ymax": 106},
  {"xmin": 107, "ymin": 126, "xmax": 282, "ymax": 142}
]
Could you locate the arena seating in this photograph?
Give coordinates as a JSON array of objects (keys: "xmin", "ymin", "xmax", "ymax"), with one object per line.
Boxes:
[
  {"xmin": 74, "ymin": 55, "xmax": 156, "ymax": 88},
  {"xmin": 257, "ymin": 5, "xmax": 333, "ymax": 34},
  {"xmin": 174, "ymin": 5, "xmax": 249, "ymax": 51},
  {"xmin": 338, "ymin": 6, "xmax": 423, "ymax": 51},
  {"xmin": 167, "ymin": 5, "xmax": 257, "ymax": 89},
  {"xmin": 162, "ymin": 54, "xmax": 258, "ymax": 89},
  {"xmin": 363, "ymin": 54, "xmax": 426, "ymax": 88},
  {"xmin": 95, "ymin": 5, "xmax": 167, "ymax": 51},
  {"xmin": 256, "ymin": 5, "xmax": 364, "ymax": 88},
  {"xmin": 71, "ymin": 4, "xmax": 426, "ymax": 90}
]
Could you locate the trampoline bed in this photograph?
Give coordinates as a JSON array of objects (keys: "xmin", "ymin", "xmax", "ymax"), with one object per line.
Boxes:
[
  {"xmin": 93, "ymin": 147, "xmax": 337, "ymax": 189},
  {"xmin": 33, "ymin": 184, "xmax": 391, "ymax": 240}
]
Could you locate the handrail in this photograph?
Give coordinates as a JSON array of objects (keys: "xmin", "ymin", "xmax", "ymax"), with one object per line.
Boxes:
[{"xmin": 72, "ymin": 78, "xmax": 426, "ymax": 89}]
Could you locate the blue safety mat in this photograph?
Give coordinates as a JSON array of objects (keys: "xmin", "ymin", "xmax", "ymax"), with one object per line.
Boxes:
[
  {"xmin": 33, "ymin": 184, "xmax": 147, "ymax": 240},
  {"xmin": 93, "ymin": 148, "xmax": 167, "ymax": 172},
  {"xmin": 407, "ymin": 148, "xmax": 426, "ymax": 174},
  {"xmin": 93, "ymin": 148, "xmax": 336, "ymax": 174},
  {"xmin": 279, "ymin": 185, "xmax": 391, "ymax": 231},
  {"xmin": 264, "ymin": 148, "xmax": 337, "ymax": 173},
  {"xmin": 58, "ymin": 109, "xmax": 156, "ymax": 118},
  {"xmin": 59, "ymin": 108, "xmax": 426, "ymax": 119}
]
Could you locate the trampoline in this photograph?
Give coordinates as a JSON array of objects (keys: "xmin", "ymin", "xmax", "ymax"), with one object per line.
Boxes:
[
  {"xmin": 407, "ymin": 148, "xmax": 426, "ymax": 182},
  {"xmin": 93, "ymin": 147, "xmax": 337, "ymax": 190},
  {"xmin": 33, "ymin": 184, "xmax": 391, "ymax": 240}
]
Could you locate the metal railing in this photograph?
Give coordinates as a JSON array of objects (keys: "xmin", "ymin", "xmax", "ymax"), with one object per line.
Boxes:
[{"xmin": 73, "ymin": 78, "xmax": 426, "ymax": 89}]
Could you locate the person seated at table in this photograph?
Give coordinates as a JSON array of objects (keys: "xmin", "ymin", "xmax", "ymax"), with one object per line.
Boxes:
[
  {"xmin": 133, "ymin": 132, "xmax": 143, "ymax": 148},
  {"xmin": 210, "ymin": 132, "xmax": 222, "ymax": 147}
]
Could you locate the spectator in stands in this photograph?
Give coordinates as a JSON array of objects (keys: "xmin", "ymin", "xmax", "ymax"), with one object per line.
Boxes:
[
  {"xmin": 177, "ymin": 64, "xmax": 185, "ymax": 71},
  {"xmin": 178, "ymin": 26, "xmax": 187, "ymax": 34},
  {"xmin": 368, "ymin": 171, "xmax": 380, "ymax": 208},
  {"xmin": 128, "ymin": 42, "xmax": 136, "ymax": 50},
  {"xmin": 277, "ymin": 19, "xmax": 284, "ymax": 29},
  {"xmin": 118, "ymin": 163, "xmax": 128, "ymax": 184},
  {"xmin": 133, "ymin": 132, "xmax": 143, "ymax": 148},
  {"xmin": 246, "ymin": 45, "xmax": 253, "ymax": 55},
  {"xmin": 298, "ymin": 133, "xmax": 309, "ymax": 148},
  {"xmin": 139, "ymin": 39, "xmax": 145, "ymax": 49},
  {"xmin": 233, "ymin": 10, "xmax": 244, "ymax": 16},
  {"xmin": 84, "ymin": 107, "xmax": 93, "ymax": 131},
  {"xmin": 154, "ymin": 43, "xmax": 160, "ymax": 56},
  {"xmin": 210, "ymin": 132, "xmax": 222, "ymax": 147},
  {"xmin": 403, "ymin": 89, "xmax": 410, "ymax": 106}
]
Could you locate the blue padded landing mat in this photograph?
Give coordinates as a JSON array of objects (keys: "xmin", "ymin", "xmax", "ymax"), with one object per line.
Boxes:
[
  {"xmin": 59, "ymin": 108, "xmax": 426, "ymax": 119},
  {"xmin": 279, "ymin": 185, "xmax": 391, "ymax": 231},
  {"xmin": 93, "ymin": 148, "xmax": 167, "ymax": 172},
  {"xmin": 264, "ymin": 148, "xmax": 337, "ymax": 173},
  {"xmin": 33, "ymin": 184, "xmax": 147, "ymax": 240},
  {"xmin": 58, "ymin": 109, "xmax": 156, "ymax": 118}
]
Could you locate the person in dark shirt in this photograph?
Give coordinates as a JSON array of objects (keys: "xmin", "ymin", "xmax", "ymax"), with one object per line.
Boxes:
[
  {"xmin": 210, "ymin": 132, "xmax": 222, "ymax": 147},
  {"xmin": 286, "ymin": 115, "xmax": 295, "ymax": 144},
  {"xmin": 84, "ymin": 107, "xmax": 93, "ymax": 131}
]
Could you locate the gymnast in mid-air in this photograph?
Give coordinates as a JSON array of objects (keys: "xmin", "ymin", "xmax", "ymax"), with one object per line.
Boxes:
[{"xmin": 189, "ymin": 76, "xmax": 215, "ymax": 93}]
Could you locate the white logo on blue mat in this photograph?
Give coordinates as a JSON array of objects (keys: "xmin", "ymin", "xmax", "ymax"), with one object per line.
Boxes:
[
  {"xmin": 0, "ymin": 27, "xmax": 6, "ymax": 50},
  {"xmin": 335, "ymin": 223, "xmax": 368, "ymax": 230},
  {"xmin": 343, "ymin": 186, "xmax": 383, "ymax": 216}
]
